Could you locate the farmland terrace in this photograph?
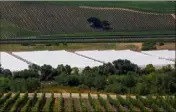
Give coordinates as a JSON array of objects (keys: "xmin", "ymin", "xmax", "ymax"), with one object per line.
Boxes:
[{"xmin": 0, "ymin": 1, "xmax": 175, "ymax": 39}]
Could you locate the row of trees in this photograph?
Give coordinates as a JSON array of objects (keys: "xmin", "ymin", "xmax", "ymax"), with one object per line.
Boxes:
[{"xmin": 0, "ymin": 60, "xmax": 175, "ymax": 95}]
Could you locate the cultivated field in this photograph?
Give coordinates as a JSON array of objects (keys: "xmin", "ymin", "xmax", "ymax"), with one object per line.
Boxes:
[
  {"xmin": 0, "ymin": 2, "xmax": 175, "ymax": 39},
  {"xmin": 0, "ymin": 92, "xmax": 175, "ymax": 112}
]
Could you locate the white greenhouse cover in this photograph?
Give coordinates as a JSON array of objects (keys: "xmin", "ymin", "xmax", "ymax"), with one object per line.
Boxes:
[
  {"xmin": 0, "ymin": 52, "xmax": 29, "ymax": 71},
  {"xmin": 13, "ymin": 50, "xmax": 102, "ymax": 68},
  {"xmin": 141, "ymin": 50, "xmax": 175, "ymax": 61},
  {"xmin": 76, "ymin": 50, "xmax": 174, "ymax": 68}
]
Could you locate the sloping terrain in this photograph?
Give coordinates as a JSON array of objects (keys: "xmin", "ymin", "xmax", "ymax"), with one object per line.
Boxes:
[{"xmin": 0, "ymin": 2, "xmax": 175, "ymax": 38}]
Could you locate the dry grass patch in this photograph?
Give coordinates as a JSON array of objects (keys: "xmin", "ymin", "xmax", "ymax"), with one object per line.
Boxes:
[
  {"xmin": 0, "ymin": 43, "xmax": 141, "ymax": 51},
  {"xmin": 156, "ymin": 43, "xmax": 176, "ymax": 50}
]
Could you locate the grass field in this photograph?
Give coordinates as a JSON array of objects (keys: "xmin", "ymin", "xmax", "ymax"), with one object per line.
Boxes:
[
  {"xmin": 21, "ymin": 1, "xmax": 175, "ymax": 13},
  {"xmin": 0, "ymin": 43, "xmax": 138, "ymax": 51},
  {"xmin": 1, "ymin": 43, "xmax": 175, "ymax": 51}
]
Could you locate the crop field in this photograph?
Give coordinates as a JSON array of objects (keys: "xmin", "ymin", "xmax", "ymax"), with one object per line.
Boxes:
[
  {"xmin": 0, "ymin": 2, "xmax": 175, "ymax": 39},
  {"xmin": 11, "ymin": 1, "xmax": 176, "ymax": 13},
  {"xmin": 0, "ymin": 92, "xmax": 176, "ymax": 112}
]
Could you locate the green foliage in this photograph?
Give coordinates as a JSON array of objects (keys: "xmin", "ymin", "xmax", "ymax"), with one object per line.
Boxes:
[
  {"xmin": 142, "ymin": 42, "xmax": 156, "ymax": 50},
  {"xmin": 31, "ymin": 93, "xmax": 45, "ymax": 112},
  {"xmin": 9, "ymin": 78, "xmax": 40, "ymax": 92},
  {"xmin": 105, "ymin": 83, "xmax": 125, "ymax": 94},
  {"xmin": 144, "ymin": 64, "xmax": 156, "ymax": 74},
  {"xmin": 0, "ymin": 92, "xmax": 20, "ymax": 112},
  {"xmin": 13, "ymin": 70, "xmax": 39, "ymax": 79},
  {"xmin": 42, "ymin": 93, "xmax": 54, "ymax": 112},
  {"xmin": 107, "ymin": 94, "xmax": 127, "ymax": 112},
  {"xmin": 161, "ymin": 65, "xmax": 172, "ymax": 72},
  {"xmin": 0, "ymin": 92, "xmax": 176, "ymax": 112},
  {"xmin": 0, "ymin": 77, "xmax": 10, "ymax": 92},
  {"xmin": 0, "ymin": 92, "xmax": 12, "ymax": 106},
  {"xmin": 0, "ymin": 58, "xmax": 175, "ymax": 95},
  {"xmin": 88, "ymin": 93, "xmax": 104, "ymax": 112},
  {"xmin": 79, "ymin": 93, "xmax": 86, "ymax": 112},
  {"xmin": 21, "ymin": 92, "xmax": 37, "ymax": 112},
  {"xmin": 53, "ymin": 93, "xmax": 63, "ymax": 112},
  {"xmin": 98, "ymin": 94, "xmax": 113, "ymax": 111},
  {"xmin": 10, "ymin": 92, "xmax": 28, "ymax": 112}
]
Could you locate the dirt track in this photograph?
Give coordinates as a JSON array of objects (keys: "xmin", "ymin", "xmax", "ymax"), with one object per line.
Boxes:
[
  {"xmin": 79, "ymin": 6, "xmax": 169, "ymax": 15},
  {"xmin": 6, "ymin": 93, "xmax": 138, "ymax": 99}
]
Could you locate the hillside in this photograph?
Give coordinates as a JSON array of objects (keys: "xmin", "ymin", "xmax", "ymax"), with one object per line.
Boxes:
[
  {"xmin": 0, "ymin": 2, "xmax": 175, "ymax": 39},
  {"xmin": 19, "ymin": 1, "xmax": 176, "ymax": 13}
]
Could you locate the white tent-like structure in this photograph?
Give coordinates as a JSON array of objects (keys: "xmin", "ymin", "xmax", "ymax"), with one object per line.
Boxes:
[
  {"xmin": 141, "ymin": 50, "xmax": 175, "ymax": 61},
  {"xmin": 1, "ymin": 50, "xmax": 175, "ymax": 71},
  {"xmin": 0, "ymin": 52, "xmax": 29, "ymax": 71},
  {"xmin": 75, "ymin": 50, "xmax": 175, "ymax": 68},
  {"xmin": 13, "ymin": 50, "xmax": 102, "ymax": 68}
]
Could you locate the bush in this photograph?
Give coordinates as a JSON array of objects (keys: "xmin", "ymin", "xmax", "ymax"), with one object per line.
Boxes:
[
  {"xmin": 105, "ymin": 83, "xmax": 126, "ymax": 94},
  {"xmin": 54, "ymin": 43, "xmax": 60, "ymax": 46},
  {"xmin": 45, "ymin": 44, "xmax": 52, "ymax": 46},
  {"xmin": 159, "ymin": 42, "xmax": 164, "ymax": 46},
  {"xmin": 142, "ymin": 42, "xmax": 156, "ymax": 50},
  {"xmin": 63, "ymin": 42, "xmax": 68, "ymax": 46},
  {"xmin": 144, "ymin": 64, "xmax": 156, "ymax": 74},
  {"xmin": 9, "ymin": 78, "xmax": 40, "ymax": 92}
]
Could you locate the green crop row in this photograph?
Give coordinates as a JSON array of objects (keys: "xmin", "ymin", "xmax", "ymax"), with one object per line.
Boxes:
[
  {"xmin": 10, "ymin": 92, "xmax": 28, "ymax": 112},
  {"xmin": 21, "ymin": 92, "xmax": 37, "ymax": 112},
  {"xmin": 0, "ymin": 92, "xmax": 20, "ymax": 112},
  {"xmin": 31, "ymin": 93, "xmax": 45, "ymax": 112},
  {"xmin": 42, "ymin": 93, "xmax": 54, "ymax": 112},
  {"xmin": 0, "ymin": 92, "xmax": 12, "ymax": 106}
]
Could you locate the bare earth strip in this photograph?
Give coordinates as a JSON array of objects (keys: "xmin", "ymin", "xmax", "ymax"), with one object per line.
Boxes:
[
  {"xmin": 4, "ymin": 93, "xmax": 171, "ymax": 100},
  {"xmin": 79, "ymin": 6, "xmax": 169, "ymax": 15},
  {"xmin": 4, "ymin": 93, "xmax": 139, "ymax": 99}
]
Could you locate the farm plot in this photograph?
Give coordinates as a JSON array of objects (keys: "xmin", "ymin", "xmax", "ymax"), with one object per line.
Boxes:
[
  {"xmin": 0, "ymin": 92, "xmax": 175, "ymax": 112},
  {"xmin": 0, "ymin": 2, "xmax": 175, "ymax": 38}
]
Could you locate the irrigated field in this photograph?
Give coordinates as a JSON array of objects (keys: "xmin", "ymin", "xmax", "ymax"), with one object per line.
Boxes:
[
  {"xmin": 0, "ymin": 92, "xmax": 176, "ymax": 112},
  {"xmin": 0, "ymin": 2, "xmax": 175, "ymax": 39}
]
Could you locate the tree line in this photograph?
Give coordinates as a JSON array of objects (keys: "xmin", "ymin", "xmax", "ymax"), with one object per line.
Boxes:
[{"xmin": 0, "ymin": 59, "xmax": 175, "ymax": 95}]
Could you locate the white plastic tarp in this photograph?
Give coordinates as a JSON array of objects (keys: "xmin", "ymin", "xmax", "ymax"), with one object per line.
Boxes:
[
  {"xmin": 141, "ymin": 50, "xmax": 175, "ymax": 61},
  {"xmin": 0, "ymin": 52, "xmax": 29, "ymax": 71},
  {"xmin": 75, "ymin": 50, "xmax": 174, "ymax": 68},
  {"xmin": 13, "ymin": 50, "xmax": 102, "ymax": 68}
]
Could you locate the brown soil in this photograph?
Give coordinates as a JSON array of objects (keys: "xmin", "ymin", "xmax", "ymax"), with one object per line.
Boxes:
[{"xmin": 156, "ymin": 43, "xmax": 176, "ymax": 50}]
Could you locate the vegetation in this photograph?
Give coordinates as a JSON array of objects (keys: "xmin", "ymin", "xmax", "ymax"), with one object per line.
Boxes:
[
  {"xmin": 0, "ymin": 92, "xmax": 20, "ymax": 112},
  {"xmin": 21, "ymin": 92, "xmax": 37, "ymax": 112},
  {"xmin": 0, "ymin": 59, "xmax": 175, "ymax": 95},
  {"xmin": 42, "ymin": 93, "xmax": 54, "ymax": 112},
  {"xmin": 0, "ymin": 2, "xmax": 175, "ymax": 39},
  {"xmin": 31, "ymin": 93, "xmax": 45, "ymax": 112},
  {"xmin": 142, "ymin": 42, "xmax": 156, "ymax": 50},
  {"xmin": 10, "ymin": 92, "xmax": 28, "ymax": 112},
  {"xmin": 0, "ymin": 92, "xmax": 176, "ymax": 112},
  {"xmin": 21, "ymin": 1, "xmax": 175, "ymax": 13}
]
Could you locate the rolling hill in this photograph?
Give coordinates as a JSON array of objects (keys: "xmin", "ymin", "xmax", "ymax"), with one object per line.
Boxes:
[{"xmin": 0, "ymin": 2, "xmax": 175, "ymax": 39}]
